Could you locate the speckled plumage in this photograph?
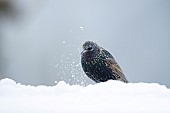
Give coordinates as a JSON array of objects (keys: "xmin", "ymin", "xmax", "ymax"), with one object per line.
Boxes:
[{"xmin": 81, "ymin": 41, "xmax": 128, "ymax": 83}]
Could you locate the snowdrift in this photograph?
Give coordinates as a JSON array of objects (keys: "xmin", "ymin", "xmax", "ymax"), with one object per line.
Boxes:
[{"xmin": 0, "ymin": 78, "xmax": 170, "ymax": 113}]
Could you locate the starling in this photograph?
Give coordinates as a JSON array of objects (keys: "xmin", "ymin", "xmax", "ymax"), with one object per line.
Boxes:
[{"xmin": 81, "ymin": 41, "xmax": 128, "ymax": 83}]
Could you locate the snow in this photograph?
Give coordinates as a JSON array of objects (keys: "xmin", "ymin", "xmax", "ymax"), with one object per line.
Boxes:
[
  {"xmin": 0, "ymin": 78, "xmax": 170, "ymax": 113},
  {"xmin": 80, "ymin": 26, "xmax": 84, "ymax": 30},
  {"xmin": 62, "ymin": 41, "xmax": 66, "ymax": 44}
]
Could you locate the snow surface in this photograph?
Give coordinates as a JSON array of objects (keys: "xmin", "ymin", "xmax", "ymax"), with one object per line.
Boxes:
[{"xmin": 0, "ymin": 78, "xmax": 170, "ymax": 113}]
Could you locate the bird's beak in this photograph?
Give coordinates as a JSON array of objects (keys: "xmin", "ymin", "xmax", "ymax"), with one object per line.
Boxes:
[{"xmin": 81, "ymin": 50, "xmax": 87, "ymax": 54}]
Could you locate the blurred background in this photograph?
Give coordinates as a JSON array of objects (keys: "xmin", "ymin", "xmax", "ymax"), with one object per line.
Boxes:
[{"xmin": 0, "ymin": 0, "xmax": 170, "ymax": 87}]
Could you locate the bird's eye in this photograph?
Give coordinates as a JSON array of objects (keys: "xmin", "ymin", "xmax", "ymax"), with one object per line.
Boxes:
[{"xmin": 87, "ymin": 47, "xmax": 92, "ymax": 50}]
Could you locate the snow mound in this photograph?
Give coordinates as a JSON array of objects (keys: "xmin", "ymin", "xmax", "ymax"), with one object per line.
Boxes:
[{"xmin": 0, "ymin": 78, "xmax": 170, "ymax": 113}]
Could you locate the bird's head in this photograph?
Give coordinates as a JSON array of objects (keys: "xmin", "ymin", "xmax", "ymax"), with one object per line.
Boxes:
[
  {"xmin": 81, "ymin": 41, "xmax": 100, "ymax": 57},
  {"xmin": 83, "ymin": 41, "xmax": 98, "ymax": 51}
]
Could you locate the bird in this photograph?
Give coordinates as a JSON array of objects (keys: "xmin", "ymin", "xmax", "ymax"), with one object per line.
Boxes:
[{"xmin": 81, "ymin": 41, "xmax": 128, "ymax": 83}]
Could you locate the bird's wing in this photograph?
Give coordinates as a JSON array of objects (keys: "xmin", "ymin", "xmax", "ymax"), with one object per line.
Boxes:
[{"xmin": 105, "ymin": 58, "xmax": 128, "ymax": 83}]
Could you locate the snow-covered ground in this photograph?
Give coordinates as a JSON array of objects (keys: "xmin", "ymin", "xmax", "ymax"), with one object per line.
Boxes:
[{"xmin": 0, "ymin": 78, "xmax": 170, "ymax": 113}]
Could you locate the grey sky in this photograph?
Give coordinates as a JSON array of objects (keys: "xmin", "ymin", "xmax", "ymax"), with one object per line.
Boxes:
[{"xmin": 0, "ymin": 0, "xmax": 170, "ymax": 87}]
